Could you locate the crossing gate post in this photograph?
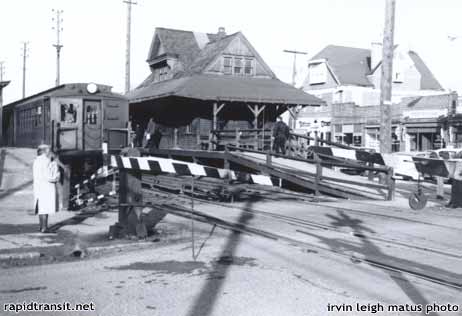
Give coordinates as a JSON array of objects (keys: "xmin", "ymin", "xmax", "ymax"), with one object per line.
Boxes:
[
  {"xmin": 109, "ymin": 147, "xmax": 144, "ymax": 239},
  {"xmin": 314, "ymin": 153, "xmax": 322, "ymax": 196},
  {"xmin": 387, "ymin": 166, "xmax": 395, "ymax": 201}
]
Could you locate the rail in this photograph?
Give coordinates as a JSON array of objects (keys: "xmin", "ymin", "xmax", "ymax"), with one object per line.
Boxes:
[{"xmin": 290, "ymin": 132, "xmax": 356, "ymax": 150}]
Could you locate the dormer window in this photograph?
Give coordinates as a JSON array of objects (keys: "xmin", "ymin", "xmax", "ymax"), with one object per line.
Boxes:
[
  {"xmin": 151, "ymin": 60, "xmax": 170, "ymax": 83},
  {"xmin": 308, "ymin": 60, "xmax": 327, "ymax": 85},
  {"xmin": 222, "ymin": 55, "xmax": 254, "ymax": 76}
]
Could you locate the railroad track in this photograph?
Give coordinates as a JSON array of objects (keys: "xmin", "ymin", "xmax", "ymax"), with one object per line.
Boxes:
[
  {"xmin": 142, "ymin": 185, "xmax": 462, "ymax": 259},
  {"xmin": 135, "ymin": 187, "xmax": 462, "ymax": 290}
]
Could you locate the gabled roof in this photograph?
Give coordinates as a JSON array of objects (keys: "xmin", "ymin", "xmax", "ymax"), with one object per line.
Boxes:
[
  {"xmin": 408, "ymin": 51, "xmax": 444, "ymax": 90},
  {"xmin": 188, "ymin": 32, "xmax": 239, "ymax": 74},
  {"xmin": 131, "ymin": 27, "xmax": 319, "ymax": 108},
  {"xmin": 311, "ymin": 45, "xmax": 373, "ymax": 87},
  {"xmin": 310, "ymin": 44, "xmax": 443, "ymax": 90}
]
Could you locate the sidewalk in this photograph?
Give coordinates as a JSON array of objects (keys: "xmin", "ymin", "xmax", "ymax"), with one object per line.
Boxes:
[{"xmin": 0, "ymin": 181, "xmax": 174, "ymax": 265}]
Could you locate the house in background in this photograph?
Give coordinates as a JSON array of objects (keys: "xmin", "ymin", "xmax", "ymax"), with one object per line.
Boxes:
[
  {"xmin": 297, "ymin": 43, "xmax": 453, "ymax": 152},
  {"xmin": 128, "ymin": 27, "xmax": 323, "ymax": 149}
]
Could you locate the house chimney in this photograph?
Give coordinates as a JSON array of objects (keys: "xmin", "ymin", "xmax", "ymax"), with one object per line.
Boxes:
[
  {"xmin": 371, "ymin": 41, "xmax": 382, "ymax": 70},
  {"xmin": 217, "ymin": 27, "xmax": 226, "ymax": 38}
]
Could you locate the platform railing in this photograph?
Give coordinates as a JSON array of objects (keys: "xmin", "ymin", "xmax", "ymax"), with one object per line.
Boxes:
[{"xmin": 211, "ymin": 128, "xmax": 273, "ymax": 151}]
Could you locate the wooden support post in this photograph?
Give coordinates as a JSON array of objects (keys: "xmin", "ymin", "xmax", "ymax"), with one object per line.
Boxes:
[
  {"xmin": 110, "ymin": 147, "xmax": 143, "ymax": 239},
  {"xmin": 314, "ymin": 131, "xmax": 319, "ymax": 146},
  {"xmin": 314, "ymin": 153, "xmax": 322, "ymax": 196},
  {"xmin": 196, "ymin": 131, "xmax": 200, "ymax": 149},
  {"xmin": 266, "ymin": 151, "xmax": 272, "ymax": 166},
  {"xmin": 173, "ymin": 128, "xmax": 179, "ymax": 149},
  {"xmin": 235, "ymin": 128, "xmax": 240, "ymax": 147},
  {"xmin": 436, "ymin": 176, "xmax": 444, "ymax": 199},
  {"xmin": 59, "ymin": 163, "xmax": 71, "ymax": 211},
  {"xmin": 367, "ymin": 161, "xmax": 374, "ymax": 181},
  {"xmin": 386, "ymin": 167, "xmax": 395, "ymax": 201}
]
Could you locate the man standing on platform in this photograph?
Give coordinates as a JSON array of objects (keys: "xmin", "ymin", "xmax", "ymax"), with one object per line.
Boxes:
[
  {"xmin": 273, "ymin": 116, "xmax": 290, "ymax": 155},
  {"xmin": 447, "ymin": 151, "xmax": 462, "ymax": 208}
]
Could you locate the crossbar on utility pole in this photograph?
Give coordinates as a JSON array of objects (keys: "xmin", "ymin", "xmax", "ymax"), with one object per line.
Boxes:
[
  {"xmin": 379, "ymin": 0, "xmax": 396, "ymax": 154},
  {"xmin": 283, "ymin": 49, "xmax": 307, "ymax": 130},
  {"xmin": 124, "ymin": 0, "xmax": 137, "ymax": 94},
  {"xmin": 283, "ymin": 49, "xmax": 308, "ymax": 86},
  {"xmin": 52, "ymin": 9, "xmax": 64, "ymax": 86}
]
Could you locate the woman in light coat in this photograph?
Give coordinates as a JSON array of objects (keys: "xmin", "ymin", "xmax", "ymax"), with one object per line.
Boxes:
[{"xmin": 33, "ymin": 144, "xmax": 60, "ymax": 233}]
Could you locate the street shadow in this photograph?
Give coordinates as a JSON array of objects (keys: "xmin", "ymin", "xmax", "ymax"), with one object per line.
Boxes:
[
  {"xmin": 185, "ymin": 194, "xmax": 260, "ymax": 316},
  {"xmin": 47, "ymin": 207, "xmax": 114, "ymax": 233},
  {"xmin": 0, "ymin": 180, "xmax": 33, "ymax": 201},
  {"xmin": 306, "ymin": 210, "xmax": 444, "ymax": 316},
  {"xmin": 0, "ymin": 223, "xmax": 38, "ymax": 235}
]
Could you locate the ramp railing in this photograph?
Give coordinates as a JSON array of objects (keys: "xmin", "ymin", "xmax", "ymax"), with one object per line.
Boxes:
[{"xmin": 226, "ymin": 144, "xmax": 395, "ymax": 200}]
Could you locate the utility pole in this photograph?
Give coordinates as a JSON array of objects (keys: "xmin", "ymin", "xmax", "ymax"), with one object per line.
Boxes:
[
  {"xmin": 379, "ymin": 0, "xmax": 396, "ymax": 154},
  {"xmin": 283, "ymin": 49, "xmax": 308, "ymax": 86},
  {"xmin": 21, "ymin": 42, "xmax": 29, "ymax": 99},
  {"xmin": 283, "ymin": 49, "xmax": 307, "ymax": 129},
  {"xmin": 0, "ymin": 62, "xmax": 9, "ymax": 145},
  {"xmin": 123, "ymin": 0, "xmax": 137, "ymax": 94},
  {"xmin": 52, "ymin": 9, "xmax": 63, "ymax": 86}
]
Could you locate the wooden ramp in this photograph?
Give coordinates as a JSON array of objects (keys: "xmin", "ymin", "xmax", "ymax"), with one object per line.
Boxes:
[
  {"xmin": 138, "ymin": 147, "xmax": 393, "ymax": 200},
  {"xmin": 227, "ymin": 151, "xmax": 391, "ymax": 200}
]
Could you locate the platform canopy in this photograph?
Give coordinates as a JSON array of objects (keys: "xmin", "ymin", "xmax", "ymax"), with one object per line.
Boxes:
[{"xmin": 128, "ymin": 74, "xmax": 324, "ymax": 126}]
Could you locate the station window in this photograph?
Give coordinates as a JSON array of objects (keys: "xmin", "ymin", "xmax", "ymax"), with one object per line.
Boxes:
[
  {"xmin": 244, "ymin": 59, "xmax": 253, "ymax": 75},
  {"xmin": 234, "ymin": 58, "xmax": 242, "ymax": 74},
  {"xmin": 222, "ymin": 56, "xmax": 254, "ymax": 76},
  {"xmin": 60, "ymin": 103, "xmax": 77, "ymax": 123},
  {"xmin": 223, "ymin": 57, "xmax": 232, "ymax": 74}
]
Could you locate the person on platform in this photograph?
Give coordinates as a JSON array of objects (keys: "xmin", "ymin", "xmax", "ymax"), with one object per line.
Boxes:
[
  {"xmin": 33, "ymin": 144, "xmax": 60, "ymax": 233},
  {"xmin": 447, "ymin": 151, "xmax": 462, "ymax": 208},
  {"xmin": 273, "ymin": 116, "xmax": 290, "ymax": 154},
  {"xmin": 144, "ymin": 118, "xmax": 162, "ymax": 150},
  {"xmin": 134, "ymin": 123, "xmax": 144, "ymax": 148}
]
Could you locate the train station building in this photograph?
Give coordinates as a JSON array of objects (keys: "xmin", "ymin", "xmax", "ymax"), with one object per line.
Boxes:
[
  {"xmin": 127, "ymin": 27, "xmax": 324, "ymax": 149},
  {"xmin": 297, "ymin": 43, "xmax": 459, "ymax": 152}
]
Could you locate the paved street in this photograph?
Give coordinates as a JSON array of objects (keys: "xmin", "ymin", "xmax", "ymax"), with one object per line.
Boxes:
[{"xmin": 1, "ymin": 193, "xmax": 461, "ymax": 316}]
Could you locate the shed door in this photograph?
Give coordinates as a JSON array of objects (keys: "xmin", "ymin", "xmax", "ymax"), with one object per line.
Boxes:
[{"xmin": 83, "ymin": 99, "xmax": 102, "ymax": 150}]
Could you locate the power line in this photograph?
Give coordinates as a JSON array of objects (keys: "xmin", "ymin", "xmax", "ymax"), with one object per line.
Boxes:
[
  {"xmin": 52, "ymin": 9, "xmax": 64, "ymax": 86},
  {"xmin": 124, "ymin": 0, "xmax": 137, "ymax": 94}
]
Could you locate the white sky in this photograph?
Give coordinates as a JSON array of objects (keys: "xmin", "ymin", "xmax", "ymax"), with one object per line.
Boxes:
[{"xmin": 1, "ymin": 0, "xmax": 462, "ymax": 104}]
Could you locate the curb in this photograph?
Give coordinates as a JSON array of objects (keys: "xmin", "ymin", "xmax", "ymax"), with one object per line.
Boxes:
[
  {"xmin": 0, "ymin": 240, "xmax": 158, "ymax": 264},
  {"xmin": 0, "ymin": 251, "xmax": 42, "ymax": 261}
]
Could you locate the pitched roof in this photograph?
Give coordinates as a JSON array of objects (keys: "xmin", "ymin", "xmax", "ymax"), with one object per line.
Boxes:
[
  {"xmin": 129, "ymin": 74, "xmax": 324, "ymax": 106},
  {"xmin": 311, "ymin": 45, "xmax": 373, "ymax": 87},
  {"xmin": 310, "ymin": 44, "xmax": 443, "ymax": 90},
  {"xmin": 408, "ymin": 51, "xmax": 444, "ymax": 90}
]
